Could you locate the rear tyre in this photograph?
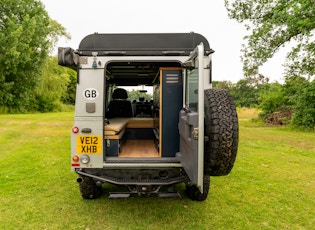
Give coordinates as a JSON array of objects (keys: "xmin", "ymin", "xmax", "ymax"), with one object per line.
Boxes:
[
  {"xmin": 204, "ymin": 88, "xmax": 238, "ymax": 176},
  {"xmin": 185, "ymin": 175, "xmax": 210, "ymax": 201},
  {"xmin": 78, "ymin": 176, "xmax": 102, "ymax": 199}
]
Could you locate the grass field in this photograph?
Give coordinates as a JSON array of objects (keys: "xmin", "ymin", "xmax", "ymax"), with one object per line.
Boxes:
[{"xmin": 0, "ymin": 109, "xmax": 314, "ymax": 229}]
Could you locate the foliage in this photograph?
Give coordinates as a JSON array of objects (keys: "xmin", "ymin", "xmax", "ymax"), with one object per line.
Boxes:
[
  {"xmin": 256, "ymin": 76, "xmax": 314, "ymax": 128},
  {"xmin": 0, "ymin": 0, "xmax": 69, "ymax": 112},
  {"xmin": 229, "ymin": 79, "xmax": 257, "ymax": 107},
  {"xmin": 258, "ymin": 82, "xmax": 285, "ymax": 117},
  {"xmin": 213, "ymin": 80, "xmax": 234, "ymax": 90},
  {"xmin": 291, "ymin": 79, "xmax": 315, "ymax": 128},
  {"xmin": 31, "ymin": 56, "xmax": 76, "ymax": 112},
  {"xmin": 282, "ymin": 75, "xmax": 310, "ymax": 106},
  {"xmin": 224, "ymin": 74, "xmax": 270, "ymax": 107},
  {"xmin": 61, "ymin": 69, "xmax": 77, "ymax": 105},
  {"xmin": 217, "ymin": 75, "xmax": 315, "ymax": 128},
  {"xmin": 223, "ymin": 0, "xmax": 315, "ymax": 128},
  {"xmin": 224, "ymin": 0, "xmax": 315, "ymax": 79},
  {"xmin": 127, "ymin": 89, "xmax": 153, "ymax": 102}
]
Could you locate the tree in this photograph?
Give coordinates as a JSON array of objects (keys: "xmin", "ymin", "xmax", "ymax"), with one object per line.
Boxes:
[
  {"xmin": 31, "ymin": 57, "xmax": 76, "ymax": 112},
  {"xmin": 229, "ymin": 74, "xmax": 270, "ymax": 107},
  {"xmin": 0, "ymin": 0, "xmax": 69, "ymax": 112},
  {"xmin": 255, "ymin": 76, "xmax": 314, "ymax": 128},
  {"xmin": 229, "ymin": 79, "xmax": 258, "ymax": 107},
  {"xmin": 213, "ymin": 80, "xmax": 234, "ymax": 90},
  {"xmin": 282, "ymin": 75, "xmax": 309, "ymax": 106},
  {"xmin": 224, "ymin": 0, "xmax": 315, "ymax": 79},
  {"xmin": 257, "ymin": 82, "xmax": 286, "ymax": 118},
  {"xmin": 291, "ymin": 80, "xmax": 315, "ymax": 128}
]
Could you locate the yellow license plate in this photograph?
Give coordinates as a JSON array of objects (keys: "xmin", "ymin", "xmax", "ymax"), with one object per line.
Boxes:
[{"xmin": 76, "ymin": 136, "xmax": 102, "ymax": 154}]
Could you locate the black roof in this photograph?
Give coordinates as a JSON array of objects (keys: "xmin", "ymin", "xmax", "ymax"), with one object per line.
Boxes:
[{"xmin": 78, "ymin": 32, "xmax": 212, "ymax": 56}]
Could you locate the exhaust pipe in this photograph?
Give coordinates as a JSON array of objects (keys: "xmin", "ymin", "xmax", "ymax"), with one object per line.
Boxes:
[{"xmin": 76, "ymin": 177, "xmax": 83, "ymax": 183}]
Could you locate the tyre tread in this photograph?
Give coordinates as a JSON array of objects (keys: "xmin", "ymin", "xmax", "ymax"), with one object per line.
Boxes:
[{"xmin": 204, "ymin": 88, "xmax": 239, "ymax": 176}]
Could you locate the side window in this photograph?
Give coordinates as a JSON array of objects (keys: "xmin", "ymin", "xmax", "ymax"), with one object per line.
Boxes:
[{"xmin": 185, "ymin": 60, "xmax": 199, "ymax": 111}]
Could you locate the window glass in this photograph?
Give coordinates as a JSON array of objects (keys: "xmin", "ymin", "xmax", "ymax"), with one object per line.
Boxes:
[{"xmin": 185, "ymin": 60, "xmax": 198, "ymax": 111}]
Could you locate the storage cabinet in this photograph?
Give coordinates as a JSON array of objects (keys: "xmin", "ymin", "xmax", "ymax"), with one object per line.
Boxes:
[{"xmin": 154, "ymin": 68, "xmax": 183, "ymax": 157}]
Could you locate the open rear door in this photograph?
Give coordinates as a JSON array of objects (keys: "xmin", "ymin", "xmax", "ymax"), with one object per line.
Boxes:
[{"xmin": 179, "ymin": 43, "xmax": 205, "ymax": 193}]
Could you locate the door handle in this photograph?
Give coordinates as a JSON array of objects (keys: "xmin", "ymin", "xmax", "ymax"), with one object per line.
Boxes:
[{"xmin": 81, "ymin": 128, "xmax": 92, "ymax": 133}]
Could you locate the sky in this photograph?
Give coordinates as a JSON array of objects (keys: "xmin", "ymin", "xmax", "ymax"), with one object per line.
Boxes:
[{"xmin": 41, "ymin": 0, "xmax": 287, "ymax": 83}]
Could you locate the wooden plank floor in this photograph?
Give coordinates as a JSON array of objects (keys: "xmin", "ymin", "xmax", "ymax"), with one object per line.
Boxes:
[{"xmin": 119, "ymin": 140, "xmax": 160, "ymax": 158}]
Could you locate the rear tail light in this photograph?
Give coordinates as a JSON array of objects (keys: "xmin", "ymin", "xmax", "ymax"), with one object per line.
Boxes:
[
  {"xmin": 72, "ymin": 126, "xmax": 79, "ymax": 134},
  {"xmin": 72, "ymin": 155, "xmax": 79, "ymax": 162}
]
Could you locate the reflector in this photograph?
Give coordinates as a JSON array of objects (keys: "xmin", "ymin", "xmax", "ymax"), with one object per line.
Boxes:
[
  {"xmin": 81, "ymin": 155, "xmax": 90, "ymax": 164},
  {"xmin": 72, "ymin": 126, "xmax": 79, "ymax": 133}
]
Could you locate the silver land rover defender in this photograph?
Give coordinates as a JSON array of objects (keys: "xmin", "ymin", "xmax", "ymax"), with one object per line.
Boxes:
[{"xmin": 58, "ymin": 32, "xmax": 238, "ymax": 201}]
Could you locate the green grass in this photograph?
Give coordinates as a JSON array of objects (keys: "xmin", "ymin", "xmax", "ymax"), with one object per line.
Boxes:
[{"xmin": 0, "ymin": 109, "xmax": 314, "ymax": 229}]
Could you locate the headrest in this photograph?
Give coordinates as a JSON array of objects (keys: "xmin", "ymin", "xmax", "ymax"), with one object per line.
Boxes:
[{"xmin": 112, "ymin": 88, "xmax": 128, "ymax": 100}]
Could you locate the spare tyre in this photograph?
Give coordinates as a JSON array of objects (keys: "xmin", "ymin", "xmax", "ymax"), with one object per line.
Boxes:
[{"xmin": 204, "ymin": 88, "xmax": 238, "ymax": 176}]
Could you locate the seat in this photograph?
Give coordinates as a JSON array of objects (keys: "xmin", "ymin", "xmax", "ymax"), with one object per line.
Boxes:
[
  {"xmin": 136, "ymin": 98, "xmax": 152, "ymax": 117},
  {"xmin": 107, "ymin": 88, "xmax": 133, "ymax": 118}
]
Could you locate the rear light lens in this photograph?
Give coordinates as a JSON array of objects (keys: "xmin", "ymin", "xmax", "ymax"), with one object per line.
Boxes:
[
  {"xmin": 72, "ymin": 155, "xmax": 79, "ymax": 162},
  {"xmin": 81, "ymin": 155, "xmax": 90, "ymax": 164},
  {"xmin": 72, "ymin": 126, "xmax": 79, "ymax": 134}
]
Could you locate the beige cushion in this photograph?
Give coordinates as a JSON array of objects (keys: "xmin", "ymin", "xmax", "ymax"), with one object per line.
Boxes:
[
  {"xmin": 105, "ymin": 118, "xmax": 128, "ymax": 135},
  {"xmin": 104, "ymin": 130, "xmax": 117, "ymax": 135}
]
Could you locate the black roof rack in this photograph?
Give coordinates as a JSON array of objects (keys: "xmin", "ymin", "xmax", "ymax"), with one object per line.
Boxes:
[{"xmin": 78, "ymin": 32, "xmax": 212, "ymax": 56}]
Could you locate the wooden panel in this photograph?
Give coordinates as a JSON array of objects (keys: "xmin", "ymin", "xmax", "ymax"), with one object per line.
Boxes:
[
  {"xmin": 104, "ymin": 135, "xmax": 120, "ymax": 140},
  {"xmin": 126, "ymin": 118, "xmax": 154, "ymax": 128},
  {"xmin": 119, "ymin": 140, "xmax": 159, "ymax": 158}
]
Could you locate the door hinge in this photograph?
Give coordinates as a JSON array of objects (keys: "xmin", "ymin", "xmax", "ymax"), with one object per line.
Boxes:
[{"xmin": 192, "ymin": 128, "xmax": 199, "ymax": 140}]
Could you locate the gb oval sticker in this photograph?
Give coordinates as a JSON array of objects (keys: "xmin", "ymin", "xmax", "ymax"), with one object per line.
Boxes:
[{"xmin": 83, "ymin": 88, "xmax": 99, "ymax": 100}]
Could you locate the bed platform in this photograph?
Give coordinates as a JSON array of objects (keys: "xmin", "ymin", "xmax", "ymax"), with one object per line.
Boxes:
[{"xmin": 104, "ymin": 118, "xmax": 157, "ymax": 157}]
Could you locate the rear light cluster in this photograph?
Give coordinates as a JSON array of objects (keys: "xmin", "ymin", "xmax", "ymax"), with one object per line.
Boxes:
[
  {"xmin": 71, "ymin": 126, "xmax": 90, "ymax": 166},
  {"xmin": 72, "ymin": 126, "xmax": 80, "ymax": 166},
  {"xmin": 72, "ymin": 155, "xmax": 90, "ymax": 164}
]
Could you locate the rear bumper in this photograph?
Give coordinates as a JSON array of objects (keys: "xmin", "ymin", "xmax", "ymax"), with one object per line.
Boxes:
[{"xmin": 76, "ymin": 167, "xmax": 188, "ymax": 187}]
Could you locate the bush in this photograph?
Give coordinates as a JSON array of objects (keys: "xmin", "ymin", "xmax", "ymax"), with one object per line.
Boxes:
[
  {"xmin": 291, "ymin": 80, "xmax": 315, "ymax": 129},
  {"xmin": 264, "ymin": 106, "xmax": 294, "ymax": 125},
  {"xmin": 34, "ymin": 95, "xmax": 61, "ymax": 113},
  {"xmin": 258, "ymin": 83, "xmax": 285, "ymax": 118},
  {"xmin": 256, "ymin": 76, "xmax": 314, "ymax": 129}
]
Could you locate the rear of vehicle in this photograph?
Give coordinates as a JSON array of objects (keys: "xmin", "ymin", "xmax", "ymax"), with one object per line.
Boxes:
[{"xmin": 59, "ymin": 33, "xmax": 238, "ymax": 200}]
